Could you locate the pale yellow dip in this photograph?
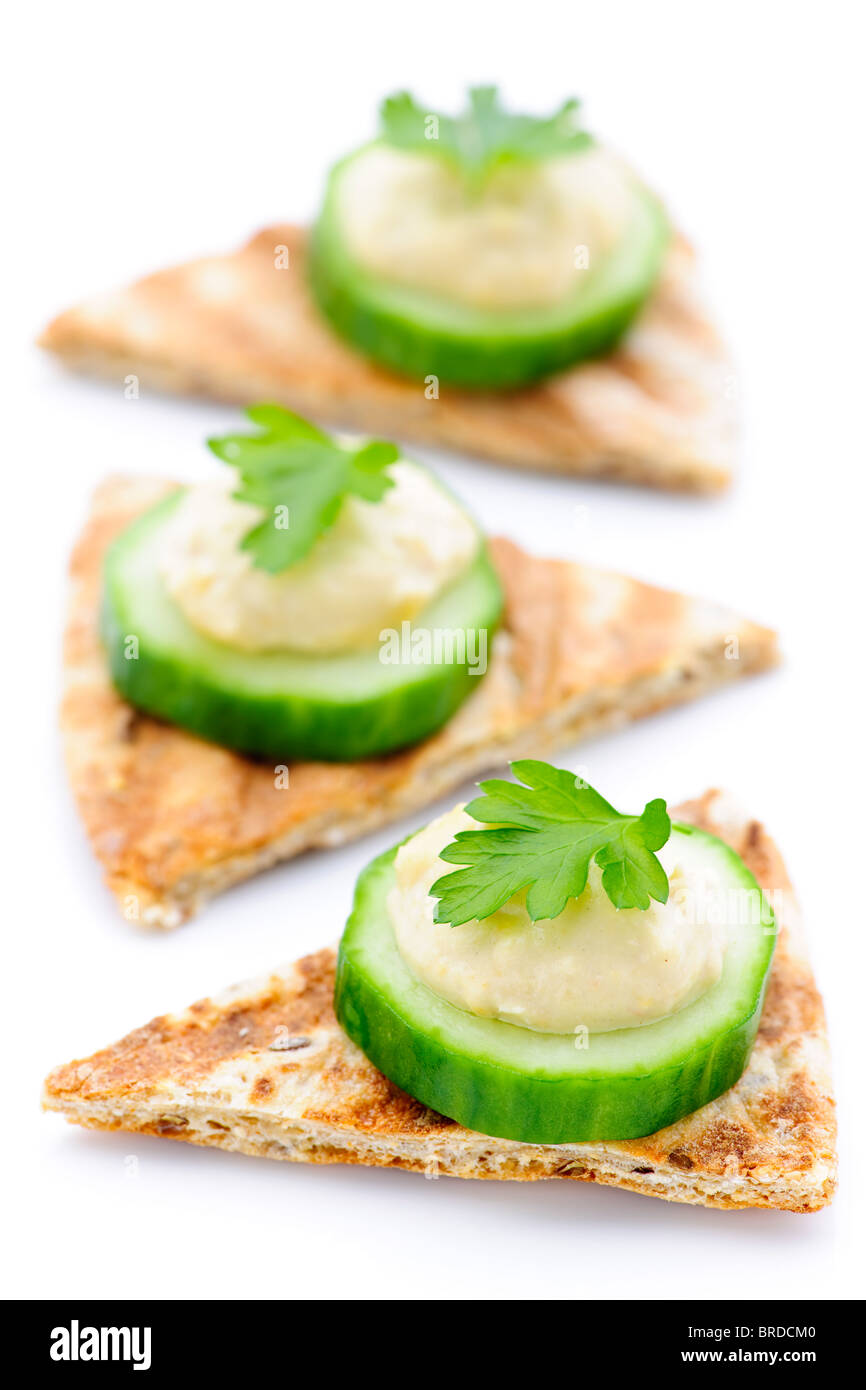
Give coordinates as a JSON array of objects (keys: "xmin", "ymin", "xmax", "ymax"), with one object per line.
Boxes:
[
  {"xmin": 388, "ymin": 806, "xmax": 726, "ymax": 1034},
  {"xmin": 336, "ymin": 145, "xmax": 638, "ymax": 312},
  {"xmin": 159, "ymin": 460, "xmax": 477, "ymax": 655}
]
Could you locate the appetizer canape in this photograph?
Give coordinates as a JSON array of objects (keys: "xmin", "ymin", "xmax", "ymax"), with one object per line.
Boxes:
[
  {"xmin": 61, "ymin": 413, "xmax": 777, "ymax": 926},
  {"xmin": 43, "ymin": 779, "xmax": 836, "ymax": 1212},
  {"xmin": 102, "ymin": 404, "xmax": 502, "ymax": 761},
  {"xmin": 41, "ymin": 90, "xmax": 734, "ymax": 492},
  {"xmin": 310, "ymin": 89, "xmax": 669, "ymax": 388},
  {"xmin": 336, "ymin": 763, "xmax": 774, "ymax": 1142}
]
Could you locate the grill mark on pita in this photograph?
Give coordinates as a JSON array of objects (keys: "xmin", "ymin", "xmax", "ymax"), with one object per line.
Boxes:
[
  {"xmin": 607, "ymin": 357, "xmax": 695, "ymax": 411},
  {"xmin": 616, "ymin": 579, "xmax": 685, "ymax": 675},
  {"xmin": 117, "ymin": 707, "xmax": 144, "ymax": 744},
  {"xmin": 488, "ymin": 538, "xmax": 565, "ymax": 708}
]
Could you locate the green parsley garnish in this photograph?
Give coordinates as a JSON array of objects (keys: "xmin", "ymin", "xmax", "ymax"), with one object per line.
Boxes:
[
  {"xmin": 208, "ymin": 404, "xmax": 399, "ymax": 573},
  {"xmin": 379, "ymin": 87, "xmax": 592, "ymax": 184},
  {"xmin": 431, "ymin": 760, "xmax": 671, "ymax": 926}
]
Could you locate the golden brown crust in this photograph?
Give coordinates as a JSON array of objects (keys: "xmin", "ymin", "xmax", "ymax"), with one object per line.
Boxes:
[
  {"xmin": 42, "ymin": 791, "xmax": 837, "ymax": 1211},
  {"xmin": 61, "ymin": 478, "xmax": 778, "ymax": 926},
  {"xmin": 40, "ymin": 227, "xmax": 735, "ymax": 492}
]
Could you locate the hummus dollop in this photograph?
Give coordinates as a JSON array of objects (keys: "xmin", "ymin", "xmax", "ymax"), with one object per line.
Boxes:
[
  {"xmin": 159, "ymin": 460, "xmax": 478, "ymax": 654},
  {"xmin": 337, "ymin": 145, "xmax": 638, "ymax": 312},
  {"xmin": 388, "ymin": 806, "xmax": 727, "ymax": 1034}
]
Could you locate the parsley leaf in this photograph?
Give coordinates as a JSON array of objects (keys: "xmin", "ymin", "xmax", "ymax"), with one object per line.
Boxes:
[
  {"xmin": 207, "ymin": 405, "xmax": 399, "ymax": 573},
  {"xmin": 380, "ymin": 87, "xmax": 592, "ymax": 183},
  {"xmin": 431, "ymin": 760, "xmax": 671, "ymax": 926}
]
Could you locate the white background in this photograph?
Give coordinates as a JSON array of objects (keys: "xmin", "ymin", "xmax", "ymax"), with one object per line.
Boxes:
[{"xmin": 3, "ymin": 0, "xmax": 864, "ymax": 1301}]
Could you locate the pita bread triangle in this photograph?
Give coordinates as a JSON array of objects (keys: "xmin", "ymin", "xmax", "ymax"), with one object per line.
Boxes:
[
  {"xmin": 63, "ymin": 477, "xmax": 777, "ymax": 927},
  {"xmin": 43, "ymin": 790, "xmax": 836, "ymax": 1212},
  {"xmin": 40, "ymin": 227, "xmax": 734, "ymax": 493}
]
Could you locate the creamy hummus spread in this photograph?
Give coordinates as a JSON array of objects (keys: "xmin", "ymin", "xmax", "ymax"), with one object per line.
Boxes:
[
  {"xmin": 337, "ymin": 145, "xmax": 637, "ymax": 312},
  {"xmin": 159, "ymin": 461, "xmax": 478, "ymax": 654},
  {"xmin": 388, "ymin": 806, "xmax": 727, "ymax": 1034}
]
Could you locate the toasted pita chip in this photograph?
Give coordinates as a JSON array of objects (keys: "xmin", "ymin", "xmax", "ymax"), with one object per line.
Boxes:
[
  {"xmin": 63, "ymin": 477, "xmax": 777, "ymax": 927},
  {"xmin": 41, "ymin": 228, "xmax": 734, "ymax": 493},
  {"xmin": 43, "ymin": 791, "xmax": 836, "ymax": 1212}
]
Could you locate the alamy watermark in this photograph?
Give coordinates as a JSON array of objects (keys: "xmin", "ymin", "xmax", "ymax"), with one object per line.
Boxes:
[
  {"xmin": 50, "ymin": 1321, "xmax": 151, "ymax": 1370},
  {"xmin": 379, "ymin": 622, "xmax": 488, "ymax": 675}
]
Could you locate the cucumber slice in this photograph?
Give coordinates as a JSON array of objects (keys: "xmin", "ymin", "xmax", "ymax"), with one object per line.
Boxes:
[
  {"xmin": 309, "ymin": 144, "xmax": 670, "ymax": 390},
  {"xmin": 335, "ymin": 828, "xmax": 776, "ymax": 1143},
  {"xmin": 102, "ymin": 491, "xmax": 503, "ymax": 763}
]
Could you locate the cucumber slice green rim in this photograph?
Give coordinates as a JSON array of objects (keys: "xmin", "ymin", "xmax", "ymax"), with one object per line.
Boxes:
[
  {"xmin": 309, "ymin": 143, "xmax": 670, "ymax": 391},
  {"xmin": 335, "ymin": 827, "xmax": 776, "ymax": 1143},
  {"xmin": 101, "ymin": 489, "xmax": 504, "ymax": 763}
]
